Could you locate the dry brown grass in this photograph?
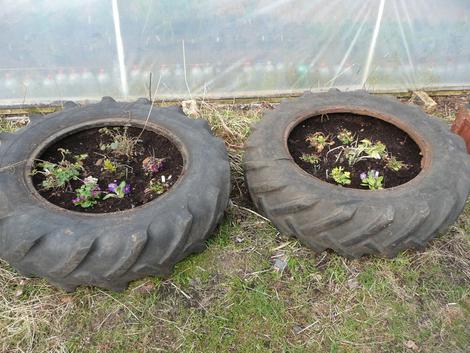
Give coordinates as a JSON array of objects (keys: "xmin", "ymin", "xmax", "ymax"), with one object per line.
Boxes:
[{"xmin": 195, "ymin": 101, "xmax": 269, "ymax": 204}]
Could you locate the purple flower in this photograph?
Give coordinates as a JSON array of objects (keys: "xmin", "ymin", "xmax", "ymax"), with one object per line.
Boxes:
[
  {"xmin": 72, "ymin": 197, "xmax": 80, "ymax": 204},
  {"xmin": 108, "ymin": 182, "xmax": 118, "ymax": 193},
  {"xmin": 123, "ymin": 184, "xmax": 131, "ymax": 194},
  {"xmin": 360, "ymin": 172, "xmax": 367, "ymax": 180}
]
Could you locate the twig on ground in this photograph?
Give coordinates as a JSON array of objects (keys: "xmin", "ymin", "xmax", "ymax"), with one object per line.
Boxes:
[
  {"xmin": 170, "ymin": 281, "xmax": 192, "ymax": 299},
  {"xmin": 230, "ymin": 201, "xmax": 271, "ymax": 223}
]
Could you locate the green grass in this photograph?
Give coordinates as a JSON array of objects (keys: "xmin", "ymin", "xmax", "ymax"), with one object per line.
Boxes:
[{"xmin": 1, "ymin": 100, "xmax": 470, "ymax": 352}]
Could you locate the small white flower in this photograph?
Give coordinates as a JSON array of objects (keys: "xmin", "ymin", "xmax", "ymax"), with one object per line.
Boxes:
[
  {"xmin": 83, "ymin": 176, "xmax": 98, "ymax": 184},
  {"xmin": 161, "ymin": 175, "xmax": 166, "ymax": 183}
]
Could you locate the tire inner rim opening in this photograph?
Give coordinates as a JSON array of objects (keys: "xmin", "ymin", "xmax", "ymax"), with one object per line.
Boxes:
[
  {"xmin": 287, "ymin": 112, "xmax": 423, "ymax": 190},
  {"xmin": 30, "ymin": 125, "xmax": 184, "ymax": 213}
]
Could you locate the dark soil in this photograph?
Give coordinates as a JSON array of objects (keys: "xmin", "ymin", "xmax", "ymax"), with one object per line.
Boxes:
[
  {"xmin": 32, "ymin": 126, "xmax": 183, "ymax": 213},
  {"xmin": 288, "ymin": 113, "xmax": 422, "ymax": 189}
]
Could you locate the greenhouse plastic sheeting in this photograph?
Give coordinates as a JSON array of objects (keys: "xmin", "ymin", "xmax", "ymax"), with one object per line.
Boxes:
[{"xmin": 0, "ymin": 0, "xmax": 469, "ymax": 104}]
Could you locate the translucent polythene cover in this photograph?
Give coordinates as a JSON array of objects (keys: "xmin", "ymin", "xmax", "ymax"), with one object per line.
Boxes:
[{"xmin": 0, "ymin": 0, "xmax": 468, "ymax": 104}]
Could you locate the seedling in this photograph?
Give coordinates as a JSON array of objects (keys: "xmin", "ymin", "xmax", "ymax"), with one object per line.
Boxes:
[
  {"xmin": 337, "ymin": 129, "xmax": 354, "ymax": 145},
  {"xmin": 103, "ymin": 159, "xmax": 117, "ymax": 173},
  {"xmin": 386, "ymin": 155, "xmax": 407, "ymax": 171},
  {"xmin": 145, "ymin": 179, "xmax": 167, "ymax": 195},
  {"xmin": 103, "ymin": 180, "xmax": 131, "ymax": 199},
  {"xmin": 99, "ymin": 127, "xmax": 141, "ymax": 158},
  {"xmin": 330, "ymin": 166, "xmax": 351, "ymax": 185},
  {"xmin": 306, "ymin": 132, "xmax": 334, "ymax": 153},
  {"xmin": 32, "ymin": 149, "xmax": 87, "ymax": 190},
  {"xmin": 300, "ymin": 153, "xmax": 320, "ymax": 165},
  {"xmin": 72, "ymin": 176, "xmax": 102, "ymax": 208},
  {"xmin": 360, "ymin": 170, "xmax": 384, "ymax": 190}
]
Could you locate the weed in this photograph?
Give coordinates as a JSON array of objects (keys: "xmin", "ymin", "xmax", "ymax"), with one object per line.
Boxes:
[
  {"xmin": 386, "ymin": 155, "xmax": 407, "ymax": 171},
  {"xmin": 300, "ymin": 153, "xmax": 320, "ymax": 165}
]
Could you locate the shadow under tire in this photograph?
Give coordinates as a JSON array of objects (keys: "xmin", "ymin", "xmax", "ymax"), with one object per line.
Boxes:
[
  {"xmin": 0, "ymin": 97, "xmax": 230, "ymax": 291},
  {"xmin": 243, "ymin": 90, "xmax": 470, "ymax": 258}
]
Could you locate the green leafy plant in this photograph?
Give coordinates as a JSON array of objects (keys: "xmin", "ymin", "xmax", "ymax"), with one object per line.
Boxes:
[
  {"xmin": 360, "ymin": 170, "xmax": 384, "ymax": 190},
  {"xmin": 72, "ymin": 176, "xmax": 102, "ymax": 208},
  {"xmin": 330, "ymin": 166, "xmax": 351, "ymax": 185},
  {"xmin": 99, "ymin": 127, "xmax": 141, "ymax": 158},
  {"xmin": 337, "ymin": 129, "xmax": 354, "ymax": 145},
  {"xmin": 32, "ymin": 149, "xmax": 87, "ymax": 190},
  {"xmin": 339, "ymin": 139, "xmax": 388, "ymax": 166},
  {"xmin": 103, "ymin": 180, "xmax": 131, "ymax": 200},
  {"xmin": 360, "ymin": 139, "xmax": 387, "ymax": 159},
  {"xmin": 145, "ymin": 179, "xmax": 167, "ymax": 195},
  {"xmin": 300, "ymin": 153, "xmax": 320, "ymax": 165},
  {"xmin": 306, "ymin": 132, "xmax": 334, "ymax": 153},
  {"xmin": 344, "ymin": 147, "xmax": 363, "ymax": 166},
  {"xmin": 103, "ymin": 159, "xmax": 117, "ymax": 173},
  {"xmin": 386, "ymin": 156, "xmax": 407, "ymax": 171}
]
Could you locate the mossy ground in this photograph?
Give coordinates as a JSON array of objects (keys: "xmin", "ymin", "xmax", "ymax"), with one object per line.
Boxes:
[{"xmin": 1, "ymin": 94, "xmax": 469, "ymax": 353}]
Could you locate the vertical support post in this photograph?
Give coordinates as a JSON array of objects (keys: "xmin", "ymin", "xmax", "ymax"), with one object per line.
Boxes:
[
  {"xmin": 112, "ymin": 0, "xmax": 129, "ymax": 98},
  {"xmin": 361, "ymin": 0, "xmax": 386, "ymax": 88}
]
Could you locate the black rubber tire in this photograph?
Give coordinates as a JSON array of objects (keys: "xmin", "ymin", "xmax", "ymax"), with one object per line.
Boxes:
[
  {"xmin": 0, "ymin": 97, "xmax": 230, "ymax": 291},
  {"xmin": 244, "ymin": 90, "xmax": 470, "ymax": 258}
]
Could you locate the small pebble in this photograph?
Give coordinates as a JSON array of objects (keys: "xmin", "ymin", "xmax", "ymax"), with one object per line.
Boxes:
[{"xmin": 273, "ymin": 258, "xmax": 287, "ymax": 272}]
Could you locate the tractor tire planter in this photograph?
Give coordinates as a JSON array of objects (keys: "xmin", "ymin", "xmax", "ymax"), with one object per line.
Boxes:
[
  {"xmin": 0, "ymin": 97, "xmax": 230, "ymax": 291},
  {"xmin": 244, "ymin": 90, "xmax": 470, "ymax": 258}
]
